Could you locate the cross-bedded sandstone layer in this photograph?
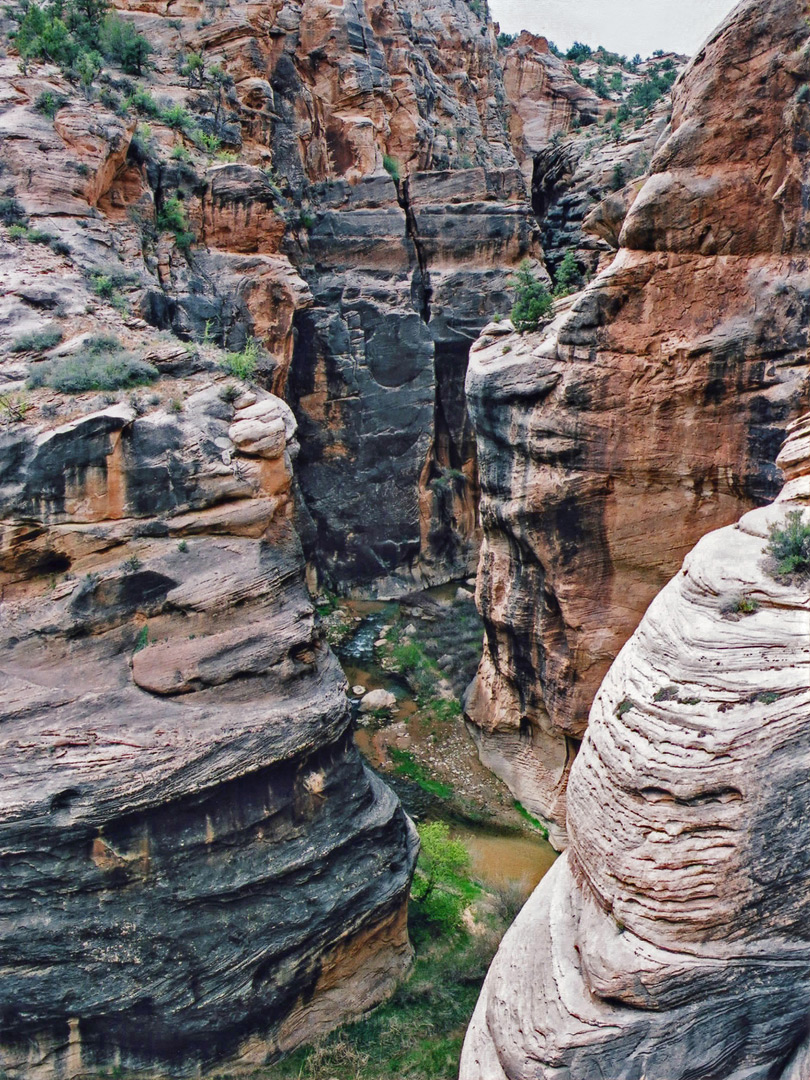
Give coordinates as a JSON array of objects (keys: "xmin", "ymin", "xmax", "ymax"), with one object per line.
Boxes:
[
  {"xmin": 0, "ymin": 385, "xmax": 417, "ymax": 1077},
  {"xmin": 465, "ymin": 0, "xmax": 810, "ymax": 843},
  {"xmin": 461, "ymin": 410, "xmax": 810, "ymax": 1079}
]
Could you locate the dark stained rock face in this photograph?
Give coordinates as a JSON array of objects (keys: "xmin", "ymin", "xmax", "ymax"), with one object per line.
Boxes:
[
  {"xmin": 245, "ymin": 0, "xmax": 545, "ymax": 592},
  {"xmin": 0, "ymin": 389, "xmax": 417, "ymax": 1078},
  {"xmin": 286, "ymin": 166, "xmax": 540, "ymax": 592},
  {"xmin": 464, "ymin": 0, "xmax": 810, "ymax": 844}
]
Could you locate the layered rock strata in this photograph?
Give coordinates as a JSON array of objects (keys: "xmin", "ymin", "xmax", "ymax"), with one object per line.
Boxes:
[
  {"xmin": 465, "ymin": 0, "xmax": 810, "ymax": 843},
  {"xmin": 461, "ymin": 413, "xmax": 810, "ymax": 1080},
  {"xmin": 0, "ymin": 382, "xmax": 417, "ymax": 1077}
]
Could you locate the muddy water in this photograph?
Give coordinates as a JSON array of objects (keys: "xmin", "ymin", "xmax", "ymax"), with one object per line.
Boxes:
[
  {"xmin": 454, "ymin": 828, "xmax": 557, "ymax": 892},
  {"xmin": 337, "ymin": 588, "xmax": 558, "ymax": 892}
]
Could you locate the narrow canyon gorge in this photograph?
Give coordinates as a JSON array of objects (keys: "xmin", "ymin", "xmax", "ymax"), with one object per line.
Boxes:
[{"xmin": 0, "ymin": 0, "xmax": 808, "ymax": 1076}]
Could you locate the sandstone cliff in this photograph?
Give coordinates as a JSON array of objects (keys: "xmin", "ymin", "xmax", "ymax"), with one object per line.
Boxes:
[
  {"xmin": 0, "ymin": 31, "xmax": 421, "ymax": 1067},
  {"xmin": 461, "ymin": 411, "xmax": 810, "ymax": 1080},
  {"xmin": 501, "ymin": 32, "xmax": 602, "ymax": 183},
  {"xmin": 270, "ymin": 0, "xmax": 544, "ymax": 591},
  {"xmin": 0, "ymin": 364, "xmax": 418, "ymax": 1077},
  {"xmin": 465, "ymin": 0, "xmax": 810, "ymax": 844}
]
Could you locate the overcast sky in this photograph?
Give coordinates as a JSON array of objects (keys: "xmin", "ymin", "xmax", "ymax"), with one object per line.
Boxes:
[{"xmin": 488, "ymin": 0, "xmax": 739, "ymax": 57}]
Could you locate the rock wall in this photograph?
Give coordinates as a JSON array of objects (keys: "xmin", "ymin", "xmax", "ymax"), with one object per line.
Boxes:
[
  {"xmin": 532, "ymin": 106, "xmax": 667, "ymax": 279},
  {"xmin": 0, "ymin": 381, "xmax": 417, "ymax": 1078},
  {"xmin": 465, "ymin": 0, "xmax": 810, "ymax": 844},
  {"xmin": 501, "ymin": 32, "xmax": 602, "ymax": 184},
  {"xmin": 461, "ymin": 412, "xmax": 810, "ymax": 1080},
  {"xmin": 2, "ymin": 0, "xmax": 546, "ymax": 595},
  {"xmin": 267, "ymin": 0, "xmax": 544, "ymax": 592},
  {"xmin": 0, "ymin": 24, "xmax": 421, "ymax": 1071}
]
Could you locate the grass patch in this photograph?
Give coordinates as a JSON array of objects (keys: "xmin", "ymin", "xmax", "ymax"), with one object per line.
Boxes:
[
  {"xmin": 221, "ymin": 338, "xmax": 259, "ymax": 381},
  {"xmin": 28, "ymin": 335, "xmax": 157, "ymax": 393},
  {"xmin": 11, "ymin": 326, "xmax": 63, "ymax": 353},
  {"xmin": 389, "ymin": 748, "xmax": 453, "ymax": 800},
  {"xmin": 513, "ymin": 800, "xmax": 549, "ymax": 839}
]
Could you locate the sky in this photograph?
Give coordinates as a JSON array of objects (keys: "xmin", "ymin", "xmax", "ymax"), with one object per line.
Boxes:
[{"xmin": 488, "ymin": 0, "xmax": 739, "ymax": 57}]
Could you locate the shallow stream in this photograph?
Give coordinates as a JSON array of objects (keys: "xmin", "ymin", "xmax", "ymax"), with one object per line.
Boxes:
[{"xmin": 334, "ymin": 585, "xmax": 558, "ymax": 895}]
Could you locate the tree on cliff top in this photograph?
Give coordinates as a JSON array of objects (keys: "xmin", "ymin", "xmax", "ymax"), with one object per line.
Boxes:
[{"xmin": 510, "ymin": 261, "xmax": 553, "ymax": 332}]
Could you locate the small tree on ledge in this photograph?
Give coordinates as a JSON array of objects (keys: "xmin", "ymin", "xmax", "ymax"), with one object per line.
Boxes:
[{"xmin": 510, "ymin": 260, "xmax": 553, "ymax": 332}]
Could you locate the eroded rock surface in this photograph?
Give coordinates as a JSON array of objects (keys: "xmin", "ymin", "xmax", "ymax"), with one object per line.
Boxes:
[
  {"xmin": 461, "ymin": 412, "xmax": 810, "ymax": 1080},
  {"xmin": 0, "ymin": 382, "xmax": 417, "ymax": 1077},
  {"xmin": 465, "ymin": 0, "xmax": 810, "ymax": 842},
  {"xmin": 501, "ymin": 32, "xmax": 602, "ymax": 184}
]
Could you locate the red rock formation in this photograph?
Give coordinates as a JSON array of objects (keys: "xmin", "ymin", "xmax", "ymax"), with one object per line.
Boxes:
[
  {"xmin": 465, "ymin": 0, "xmax": 810, "ymax": 845},
  {"xmin": 502, "ymin": 32, "xmax": 602, "ymax": 181}
]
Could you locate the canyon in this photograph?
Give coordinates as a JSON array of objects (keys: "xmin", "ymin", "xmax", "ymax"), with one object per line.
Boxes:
[{"xmin": 2, "ymin": 0, "xmax": 809, "ymax": 1076}]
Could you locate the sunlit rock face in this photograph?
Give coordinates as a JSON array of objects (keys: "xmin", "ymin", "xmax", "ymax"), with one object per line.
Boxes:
[
  {"xmin": 464, "ymin": 0, "xmax": 810, "ymax": 841},
  {"xmin": 461, "ymin": 412, "xmax": 810, "ymax": 1080},
  {"xmin": 0, "ymin": 388, "xmax": 417, "ymax": 1078}
]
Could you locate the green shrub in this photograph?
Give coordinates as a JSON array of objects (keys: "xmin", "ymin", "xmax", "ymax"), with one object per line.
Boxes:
[
  {"xmin": 382, "ymin": 154, "xmax": 401, "ymax": 182},
  {"xmin": 14, "ymin": 3, "xmax": 79, "ymax": 69},
  {"xmin": 553, "ymin": 250, "xmax": 582, "ymax": 296},
  {"xmin": 26, "ymin": 228, "xmax": 55, "ymax": 245},
  {"xmin": 90, "ymin": 271, "xmax": 115, "ymax": 298},
  {"xmin": 28, "ymin": 335, "xmax": 157, "ymax": 392},
  {"xmin": 411, "ymin": 821, "xmax": 472, "ymax": 935},
  {"xmin": 566, "ymin": 41, "xmax": 592, "ymax": 62},
  {"xmin": 509, "ymin": 260, "xmax": 553, "ymax": 332},
  {"xmin": 10, "ymin": 326, "xmax": 63, "ymax": 352},
  {"xmin": 159, "ymin": 102, "xmax": 193, "ymax": 132},
  {"xmin": 0, "ymin": 197, "xmax": 27, "ymax": 226},
  {"xmin": 170, "ymin": 143, "xmax": 191, "ymax": 162},
  {"xmin": 610, "ymin": 162, "xmax": 626, "ymax": 191},
  {"xmin": 125, "ymin": 86, "xmax": 161, "ymax": 118},
  {"xmin": 156, "ymin": 195, "xmax": 194, "ymax": 252},
  {"xmin": 766, "ymin": 509, "xmax": 810, "ymax": 577},
  {"xmin": 35, "ymin": 90, "xmax": 67, "ymax": 118},
  {"xmin": 189, "ymin": 128, "xmax": 220, "ymax": 153},
  {"xmin": 221, "ymin": 338, "xmax": 259, "ymax": 380},
  {"xmin": 0, "ymin": 392, "xmax": 32, "ymax": 422},
  {"xmin": 98, "ymin": 12, "xmax": 151, "ymax": 74},
  {"xmin": 721, "ymin": 593, "xmax": 759, "ymax": 617}
]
